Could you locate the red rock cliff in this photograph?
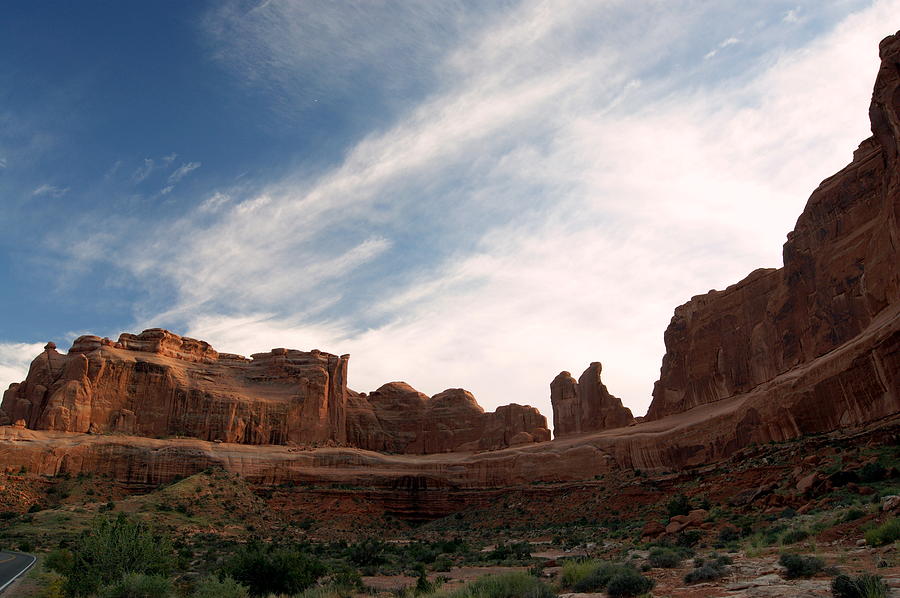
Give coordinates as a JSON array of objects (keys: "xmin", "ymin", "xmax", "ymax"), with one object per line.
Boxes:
[
  {"xmin": 0, "ymin": 329, "xmax": 549, "ymax": 453},
  {"xmin": 646, "ymin": 31, "xmax": 900, "ymax": 426}
]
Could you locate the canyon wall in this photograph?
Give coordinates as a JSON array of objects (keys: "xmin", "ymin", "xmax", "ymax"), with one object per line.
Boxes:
[
  {"xmin": 0, "ymin": 329, "xmax": 549, "ymax": 453},
  {"xmin": 646, "ymin": 32, "xmax": 900, "ymax": 429}
]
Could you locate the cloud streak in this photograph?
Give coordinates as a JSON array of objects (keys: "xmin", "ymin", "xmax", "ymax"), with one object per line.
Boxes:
[
  {"xmin": 37, "ymin": 0, "xmax": 900, "ymax": 424},
  {"xmin": 32, "ymin": 184, "xmax": 69, "ymax": 198}
]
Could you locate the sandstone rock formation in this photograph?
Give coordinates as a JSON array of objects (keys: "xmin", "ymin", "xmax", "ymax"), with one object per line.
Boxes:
[
  {"xmin": 551, "ymin": 362, "xmax": 634, "ymax": 437},
  {"xmin": 645, "ymin": 31, "xmax": 900, "ymax": 433},
  {"xmin": 1, "ymin": 31, "xmax": 899, "ymax": 504},
  {"xmin": 0, "ymin": 329, "xmax": 549, "ymax": 454}
]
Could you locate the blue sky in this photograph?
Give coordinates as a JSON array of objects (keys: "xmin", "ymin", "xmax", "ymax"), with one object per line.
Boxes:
[{"xmin": 1, "ymin": 1, "xmax": 897, "ymax": 420}]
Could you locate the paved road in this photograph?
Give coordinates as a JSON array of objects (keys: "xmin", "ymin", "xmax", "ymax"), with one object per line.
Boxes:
[{"xmin": 0, "ymin": 551, "xmax": 36, "ymax": 594}]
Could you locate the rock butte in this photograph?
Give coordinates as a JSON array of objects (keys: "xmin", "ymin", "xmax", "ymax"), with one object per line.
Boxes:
[
  {"xmin": 550, "ymin": 362, "xmax": 635, "ymax": 437},
  {"xmin": 0, "ymin": 329, "xmax": 551, "ymax": 454},
  {"xmin": 0, "ymin": 31, "xmax": 899, "ymax": 518}
]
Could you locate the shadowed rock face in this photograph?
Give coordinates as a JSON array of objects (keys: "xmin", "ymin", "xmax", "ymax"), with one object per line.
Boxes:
[
  {"xmin": 551, "ymin": 362, "xmax": 634, "ymax": 437},
  {"xmin": 346, "ymin": 384, "xmax": 551, "ymax": 453},
  {"xmin": 646, "ymin": 31, "xmax": 900, "ymax": 427},
  {"xmin": 0, "ymin": 329, "xmax": 549, "ymax": 454}
]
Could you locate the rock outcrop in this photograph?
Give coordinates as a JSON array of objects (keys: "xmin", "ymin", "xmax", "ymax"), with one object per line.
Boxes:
[
  {"xmin": 551, "ymin": 362, "xmax": 634, "ymax": 437},
  {"xmin": 1, "ymin": 329, "xmax": 549, "ymax": 454},
  {"xmin": 646, "ymin": 31, "xmax": 900, "ymax": 431},
  {"xmin": 346, "ymin": 384, "xmax": 550, "ymax": 453}
]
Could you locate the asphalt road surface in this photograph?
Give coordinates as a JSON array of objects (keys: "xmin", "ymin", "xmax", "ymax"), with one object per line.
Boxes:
[{"xmin": 0, "ymin": 551, "xmax": 36, "ymax": 594}]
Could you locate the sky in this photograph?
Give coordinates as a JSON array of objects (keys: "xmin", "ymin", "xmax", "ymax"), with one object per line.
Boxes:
[{"xmin": 1, "ymin": 1, "xmax": 897, "ymax": 423}]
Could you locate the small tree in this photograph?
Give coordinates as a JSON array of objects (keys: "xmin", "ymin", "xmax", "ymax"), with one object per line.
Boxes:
[
  {"xmin": 64, "ymin": 514, "xmax": 175, "ymax": 596},
  {"xmin": 221, "ymin": 541, "xmax": 325, "ymax": 597}
]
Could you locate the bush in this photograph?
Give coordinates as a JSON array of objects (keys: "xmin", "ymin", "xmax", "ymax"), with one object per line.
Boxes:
[
  {"xmin": 648, "ymin": 546, "xmax": 682, "ymax": 568},
  {"xmin": 717, "ymin": 526, "xmax": 741, "ymax": 544},
  {"xmin": 684, "ymin": 563, "xmax": 727, "ymax": 584},
  {"xmin": 858, "ymin": 463, "xmax": 886, "ymax": 483},
  {"xmin": 571, "ymin": 563, "xmax": 628, "ymax": 593},
  {"xmin": 221, "ymin": 542, "xmax": 325, "ymax": 596},
  {"xmin": 676, "ymin": 530, "xmax": 702, "ymax": 548},
  {"xmin": 606, "ymin": 570, "xmax": 655, "ymax": 597},
  {"xmin": 667, "ymin": 494, "xmax": 691, "ymax": 518},
  {"xmin": 44, "ymin": 549, "xmax": 74, "ymax": 577},
  {"xmin": 864, "ymin": 518, "xmax": 900, "ymax": 546},
  {"xmin": 193, "ymin": 575, "xmax": 250, "ymax": 598},
  {"xmin": 348, "ymin": 538, "xmax": 388, "ymax": 566},
  {"xmin": 64, "ymin": 514, "xmax": 175, "ymax": 597},
  {"xmin": 36, "ymin": 574, "xmax": 65, "ymax": 598},
  {"xmin": 97, "ymin": 573, "xmax": 174, "ymax": 598},
  {"xmin": 486, "ymin": 541, "xmax": 531, "ymax": 562},
  {"xmin": 779, "ymin": 553, "xmax": 824, "ymax": 579},
  {"xmin": 560, "ymin": 559, "xmax": 599, "ymax": 589},
  {"xmin": 433, "ymin": 555, "xmax": 454, "ymax": 572},
  {"xmin": 832, "ymin": 573, "xmax": 889, "ymax": 598},
  {"xmin": 441, "ymin": 571, "xmax": 554, "ymax": 598},
  {"xmin": 781, "ymin": 529, "xmax": 810, "ymax": 544}
]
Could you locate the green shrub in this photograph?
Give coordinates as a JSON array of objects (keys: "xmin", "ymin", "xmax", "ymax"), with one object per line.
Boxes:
[
  {"xmin": 842, "ymin": 508, "xmax": 866, "ymax": 523},
  {"xmin": 348, "ymin": 538, "xmax": 389, "ymax": 566},
  {"xmin": 433, "ymin": 555, "xmax": 454, "ymax": 572},
  {"xmin": 832, "ymin": 573, "xmax": 889, "ymax": 598},
  {"xmin": 571, "ymin": 563, "xmax": 629, "ymax": 593},
  {"xmin": 864, "ymin": 518, "xmax": 900, "ymax": 546},
  {"xmin": 779, "ymin": 553, "xmax": 824, "ymax": 579},
  {"xmin": 781, "ymin": 529, "xmax": 810, "ymax": 544},
  {"xmin": 858, "ymin": 463, "xmax": 886, "ymax": 483},
  {"xmin": 684, "ymin": 563, "xmax": 727, "ymax": 584},
  {"xmin": 648, "ymin": 546, "xmax": 682, "ymax": 568},
  {"xmin": 667, "ymin": 494, "xmax": 691, "ymax": 518},
  {"xmin": 441, "ymin": 571, "xmax": 553, "ymax": 598},
  {"xmin": 97, "ymin": 573, "xmax": 174, "ymax": 598},
  {"xmin": 486, "ymin": 541, "xmax": 531, "ymax": 562},
  {"xmin": 606, "ymin": 570, "xmax": 655, "ymax": 597},
  {"xmin": 221, "ymin": 541, "xmax": 325, "ymax": 596},
  {"xmin": 560, "ymin": 559, "xmax": 598, "ymax": 589},
  {"xmin": 64, "ymin": 514, "xmax": 175, "ymax": 597},
  {"xmin": 44, "ymin": 549, "xmax": 74, "ymax": 577},
  {"xmin": 676, "ymin": 530, "xmax": 702, "ymax": 547},
  {"xmin": 193, "ymin": 575, "xmax": 250, "ymax": 598}
]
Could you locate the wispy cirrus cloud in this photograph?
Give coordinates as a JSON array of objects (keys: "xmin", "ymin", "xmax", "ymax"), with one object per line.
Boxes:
[
  {"xmin": 168, "ymin": 161, "xmax": 201, "ymax": 184},
  {"xmin": 35, "ymin": 0, "xmax": 898, "ymax": 422},
  {"xmin": 32, "ymin": 184, "xmax": 69, "ymax": 198}
]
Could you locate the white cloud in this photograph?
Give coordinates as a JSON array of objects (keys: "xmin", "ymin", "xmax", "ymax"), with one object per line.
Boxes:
[
  {"xmin": 784, "ymin": 8, "xmax": 802, "ymax": 23},
  {"xmin": 0, "ymin": 342, "xmax": 45, "ymax": 392},
  {"xmin": 49, "ymin": 1, "xmax": 900, "ymax": 425},
  {"xmin": 199, "ymin": 192, "xmax": 231, "ymax": 212},
  {"xmin": 167, "ymin": 161, "xmax": 201, "ymax": 184},
  {"xmin": 0, "ymin": 157, "xmax": 7, "ymax": 168},
  {"xmin": 705, "ymin": 36, "xmax": 741, "ymax": 59},
  {"xmin": 132, "ymin": 158, "xmax": 154, "ymax": 182},
  {"xmin": 32, "ymin": 184, "xmax": 69, "ymax": 198}
]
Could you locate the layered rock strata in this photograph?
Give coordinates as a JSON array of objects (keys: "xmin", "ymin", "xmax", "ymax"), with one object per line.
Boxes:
[
  {"xmin": 551, "ymin": 362, "xmax": 634, "ymax": 437},
  {"xmin": 0, "ymin": 329, "xmax": 549, "ymax": 454},
  {"xmin": 646, "ymin": 31, "xmax": 900, "ymax": 430}
]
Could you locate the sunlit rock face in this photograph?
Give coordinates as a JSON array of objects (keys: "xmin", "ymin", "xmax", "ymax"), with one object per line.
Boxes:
[
  {"xmin": 551, "ymin": 362, "xmax": 634, "ymax": 437},
  {"xmin": 645, "ymin": 31, "xmax": 900, "ymax": 433},
  {"xmin": 1, "ymin": 329, "xmax": 549, "ymax": 453}
]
